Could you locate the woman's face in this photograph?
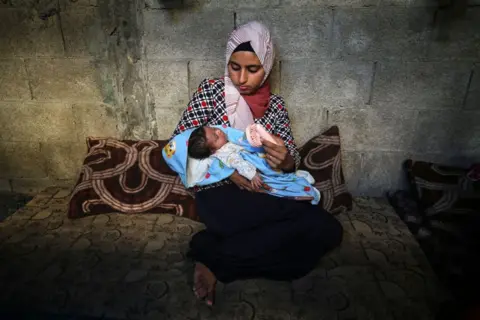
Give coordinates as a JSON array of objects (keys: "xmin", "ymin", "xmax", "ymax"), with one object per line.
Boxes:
[{"xmin": 228, "ymin": 51, "xmax": 266, "ymax": 95}]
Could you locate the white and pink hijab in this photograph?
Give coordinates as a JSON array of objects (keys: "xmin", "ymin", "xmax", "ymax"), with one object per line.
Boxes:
[{"xmin": 225, "ymin": 21, "xmax": 275, "ymax": 131}]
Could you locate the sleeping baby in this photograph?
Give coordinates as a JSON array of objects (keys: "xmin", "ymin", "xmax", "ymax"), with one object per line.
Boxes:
[{"xmin": 186, "ymin": 124, "xmax": 321, "ymax": 204}]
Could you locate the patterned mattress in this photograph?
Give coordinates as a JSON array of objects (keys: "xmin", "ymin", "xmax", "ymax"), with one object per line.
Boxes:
[{"xmin": 0, "ymin": 186, "xmax": 449, "ymax": 319}]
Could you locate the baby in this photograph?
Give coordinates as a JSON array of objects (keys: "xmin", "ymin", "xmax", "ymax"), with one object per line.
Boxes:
[
  {"xmin": 188, "ymin": 125, "xmax": 265, "ymax": 190},
  {"xmin": 187, "ymin": 124, "xmax": 319, "ymax": 201},
  {"xmin": 167, "ymin": 124, "xmax": 320, "ymax": 204}
]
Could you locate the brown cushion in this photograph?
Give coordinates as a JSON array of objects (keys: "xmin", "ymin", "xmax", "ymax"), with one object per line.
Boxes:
[
  {"xmin": 69, "ymin": 128, "xmax": 353, "ymax": 220},
  {"xmin": 405, "ymin": 160, "xmax": 480, "ymax": 217},
  {"xmin": 68, "ymin": 138, "xmax": 198, "ymax": 221},
  {"xmin": 404, "ymin": 160, "xmax": 480, "ymax": 295},
  {"xmin": 298, "ymin": 126, "xmax": 352, "ymax": 215}
]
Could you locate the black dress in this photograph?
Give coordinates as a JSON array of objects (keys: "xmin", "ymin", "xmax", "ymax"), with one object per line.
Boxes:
[
  {"xmin": 174, "ymin": 78, "xmax": 343, "ymax": 283},
  {"xmin": 189, "ymin": 183, "xmax": 343, "ymax": 283}
]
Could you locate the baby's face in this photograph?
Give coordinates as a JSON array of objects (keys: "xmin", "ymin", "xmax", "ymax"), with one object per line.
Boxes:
[{"xmin": 204, "ymin": 127, "xmax": 227, "ymax": 152}]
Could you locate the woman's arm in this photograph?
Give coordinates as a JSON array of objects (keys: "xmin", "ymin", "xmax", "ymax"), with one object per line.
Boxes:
[
  {"xmin": 269, "ymin": 97, "xmax": 300, "ymax": 171},
  {"xmin": 171, "ymin": 79, "xmax": 214, "ymax": 138}
]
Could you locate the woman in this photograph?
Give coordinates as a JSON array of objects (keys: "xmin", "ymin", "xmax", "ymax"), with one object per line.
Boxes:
[{"xmin": 171, "ymin": 21, "xmax": 343, "ymax": 306}]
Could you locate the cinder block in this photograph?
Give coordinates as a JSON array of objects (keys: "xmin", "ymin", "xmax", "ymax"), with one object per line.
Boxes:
[
  {"xmin": 281, "ymin": 60, "xmax": 373, "ymax": 109},
  {"xmin": 357, "ymin": 151, "xmax": 408, "ymax": 196},
  {"xmin": 413, "ymin": 110, "xmax": 457, "ymax": 154},
  {"xmin": 188, "ymin": 60, "xmax": 224, "ymax": 94},
  {"xmin": 2, "ymin": 0, "xmax": 96, "ymax": 9},
  {"xmin": 373, "ymin": 62, "xmax": 472, "ymax": 110},
  {"xmin": 379, "ymin": 0, "xmax": 436, "ymax": 6},
  {"xmin": 428, "ymin": 8, "xmax": 480, "ymax": 61},
  {"xmin": 11, "ymin": 178, "xmax": 70, "ymax": 195},
  {"xmin": 146, "ymin": 0, "xmax": 185, "ymax": 9},
  {"xmin": 59, "ymin": 0, "xmax": 97, "ymax": 9},
  {"xmin": 73, "ymin": 103, "xmax": 119, "ymax": 140},
  {"xmin": 0, "ymin": 102, "xmax": 76, "ymax": 142},
  {"xmin": 144, "ymin": 9, "xmax": 234, "ymax": 60},
  {"xmin": 0, "ymin": 179, "xmax": 12, "ymax": 192},
  {"xmin": 328, "ymin": 108, "xmax": 417, "ymax": 151},
  {"xmin": 289, "ymin": 107, "xmax": 329, "ymax": 147},
  {"xmin": 148, "ymin": 61, "xmax": 189, "ymax": 109},
  {"xmin": 446, "ymin": 152, "xmax": 480, "ymax": 168},
  {"xmin": 281, "ymin": 0, "xmax": 377, "ymax": 6},
  {"xmin": 27, "ymin": 58, "xmax": 103, "ymax": 101},
  {"xmin": 0, "ymin": 9, "xmax": 64, "ymax": 57},
  {"xmin": 61, "ymin": 7, "xmax": 107, "ymax": 58},
  {"xmin": 340, "ymin": 151, "xmax": 362, "ymax": 195},
  {"xmin": 413, "ymin": 110, "xmax": 480, "ymax": 154},
  {"xmin": 41, "ymin": 141, "xmax": 86, "ymax": 179},
  {"xmin": 155, "ymin": 107, "xmax": 184, "ymax": 139},
  {"xmin": 94, "ymin": 60, "xmax": 118, "ymax": 106},
  {"xmin": 237, "ymin": 9, "xmax": 332, "ymax": 60},
  {"xmin": 409, "ymin": 152, "xmax": 480, "ymax": 168},
  {"xmin": 0, "ymin": 59, "xmax": 31, "ymax": 100},
  {"xmin": 0, "ymin": 0, "xmax": 24, "ymax": 7},
  {"xmin": 145, "ymin": 0, "xmax": 166, "ymax": 9},
  {"xmin": 0, "ymin": 142, "xmax": 47, "ymax": 179},
  {"xmin": 465, "ymin": 66, "xmax": 479, "ymax": 110},
  {"xmin": 449, "ymin": 112, "xmax": 480, "ymax": 153},
  {"xmin": 2, "ymin": 0, "xmax": 79, "ymax": 8},
  {"xmin": 270, "ymin": 61, "xmax": 281, "ymax": 95},
  {"xmin": 183, "ymin": 0, "xmax": 281, "ymax": 9},
  {"xmin": 332, "ymin": 7, "xmax": 432, "ymax": 60}
]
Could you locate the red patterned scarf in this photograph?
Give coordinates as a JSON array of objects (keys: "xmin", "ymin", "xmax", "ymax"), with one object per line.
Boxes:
[{"xmin": 242, "ymin": 81, "xmax": 271, "ymax": 119}]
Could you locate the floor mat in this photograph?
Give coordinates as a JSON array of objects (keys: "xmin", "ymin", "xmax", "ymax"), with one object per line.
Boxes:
[
  {"xmin": 0, "ymin": 192, "xmax": 33, "ymax": 222},
  {"xmin": 0, "ymin": 187, "xmax": 450, "ymax": 319}
]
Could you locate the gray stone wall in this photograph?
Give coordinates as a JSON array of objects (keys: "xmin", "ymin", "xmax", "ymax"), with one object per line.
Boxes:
[{"xmin": 0, "ymin": 0, "xmax": 478, "ymax": 196}]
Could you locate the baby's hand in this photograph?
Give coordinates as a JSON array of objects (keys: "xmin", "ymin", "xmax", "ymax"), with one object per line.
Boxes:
[{"xmin": 251, "ymin": 173, "xmax": 263, "ymax": 190}]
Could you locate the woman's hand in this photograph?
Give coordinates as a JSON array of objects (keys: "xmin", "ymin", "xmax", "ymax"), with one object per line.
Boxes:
[
  {"xmin": 230, "ymin": 171, "xmax": 263, "ymax": 192},
  {"xmin": 262, "ymin": 136, "xmax": 295, "ymax": 172}
]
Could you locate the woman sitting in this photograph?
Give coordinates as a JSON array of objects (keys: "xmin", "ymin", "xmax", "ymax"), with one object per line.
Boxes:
[{"xmin": 170, "ymin": 21, "xmax": 343, "ymax": 306}]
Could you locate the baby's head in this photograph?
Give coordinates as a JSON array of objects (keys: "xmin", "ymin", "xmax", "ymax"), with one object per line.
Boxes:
[{"xmin": 188, "ymin": 126, "xmax": 227, "ymax": 159}]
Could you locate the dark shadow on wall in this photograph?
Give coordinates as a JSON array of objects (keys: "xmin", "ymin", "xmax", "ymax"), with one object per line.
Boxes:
[
  {"xmin": 417, "ymin": 3, "xmax": 478, "ymax": 169},
  {"xmin": 146, "ymin": 0, "xmax": 184, "ymax": 9},
  {"xmin": 434, "ymin": 0, "xmax": 469, "ymax": 42},
  {"xmin": 3, "ymin": 0, "xmax": 60, "ymax": 20},
  {"xmin": 396, "ymin": 5, "xmax": 480, "ymax": 319},
  {"xmin": 144, "ymin": 0, "xmax": 215, "ymax": 12}
]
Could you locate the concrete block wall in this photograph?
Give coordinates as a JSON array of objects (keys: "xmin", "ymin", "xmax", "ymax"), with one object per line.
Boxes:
[
  {"xmin": 0, "ymin": 0, "xmax": 479, "ymax": 196},
  {"xmin": 0, "ymin": 0, "xmax": 153, "ymax": 194},
  {"xmin": 145, "ymin": 0, "xmax": 480, "ymax": 196}
]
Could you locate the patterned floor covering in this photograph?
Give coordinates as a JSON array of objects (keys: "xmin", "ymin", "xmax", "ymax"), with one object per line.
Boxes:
[
  {"xmin": 0, "ymin": 186, "xmax": 449, "ymax": 319},
  {"xmin": 0, "ymin": 192, "xmax": 33, "ymax": 222}
]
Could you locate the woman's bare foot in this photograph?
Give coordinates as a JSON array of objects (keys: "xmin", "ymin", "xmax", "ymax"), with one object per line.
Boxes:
[{"xmin": 193, "ymin": 262, "xmax": 217, "ymax": 306}]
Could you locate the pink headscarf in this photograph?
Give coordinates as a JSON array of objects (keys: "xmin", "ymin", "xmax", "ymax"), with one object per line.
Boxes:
[{"xmin": 225, "ymin": 21, "xmax": 275, "ymax": 131}]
